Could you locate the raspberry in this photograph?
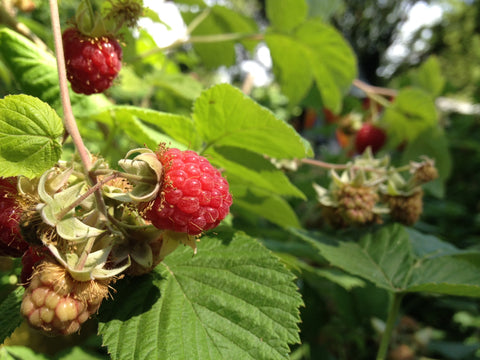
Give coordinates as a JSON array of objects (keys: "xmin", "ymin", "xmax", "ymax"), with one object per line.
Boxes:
[
  {"xmin": 62, "ymin": 27, "xmax": 122, "ymax": 95},
  {"xmin": 0, "ymin": 177, "xmax": 28, "ymax": 257},
  {"xmin": 336, "ymin": 184, "xmax": 380, "ymax": 225},
  {"xmin": 20, "ymin": 246, "xmax": 48, "ymax": 287},
  {"xmin": 384, "ymin": 190, "xmax": 423, "ymax": 226},
  {"xmin": 142, "ymin": 148, "xmax": 233, "ymax": 235},
  {"xmin": 354, "ymin": 123, "xmax": 387, "ymax": 154},
  {"xmin": 20, "ymin": 259, "xmax": 110, "ymax": 336},
  {"xmin": 413, "ymin": 162, "xmax": 438, "ymax": 184}
]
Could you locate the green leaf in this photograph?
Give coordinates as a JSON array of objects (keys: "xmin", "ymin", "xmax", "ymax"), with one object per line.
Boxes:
[
  {"xmin": 152, "ymin": 72, "xmax": 203, "ymax": 101},
  {"xmin": 291, "ymin": 224, "xmax": 480, "ymax": 297},
  {"xmin": 0, "ymin": 287, "xmax": 24, "ymax": 344},
  {"xmin": 0, "ymin": 346, "xmax": 50, "ymax": 360},
  {"xmin": 0, "ymin": 95, "xmax": 63, "ymax": 178},
  {"xmin": 265, "ymin": 33, "xmax": 313, "ymax": 106},
  {"xmin": 184, "ymin": 6, "xmax": 258, "ymax": 68},
  {"xmin": 266, "ymin": 0, "xmax": 308, "ymax": 32},
  {"xmin": 193, "ymin": 84, "xmax": 312, "ymax": 158},
  {"xmin": 90, "ymin": 106, "xmax": 200, "ymax": 151},
  {"xmin": 231, "ymin": 185, "xmax": 301, "ymax": 228},
  {"xmin": 401, "ymin": 127, "xmax": 452, "ymax": 198},
  {"xmin": 98, "ymin": 232, "xmax": 302, "ymax": 360},
  {"xmin": 0, "ymin": 28, "xmax": 110, "ymax": 117},
  {"xmin": 206, "ymin": 146, "xmax": 305, "ymax": 199},
  {"xmin": 266, "ymin": 20, "xmax": 357, "ymax": 111},
  {"xmin": 415, "ymin": 56, "xmax": 446, "ymax": 97},
  {"xmin": 55, "ymin": 346, "xmax": 108, "ymax": 360},
  {"xmin": 382, "ymin": 88, "xmax": 438, "ymax": 145},
  {"xmin": 306, "ymin": 0, "xmax": 344, "ymax": 20}
]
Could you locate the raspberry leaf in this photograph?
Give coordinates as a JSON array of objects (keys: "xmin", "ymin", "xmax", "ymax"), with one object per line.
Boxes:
[
  {"xmin": 266, "ymin": 20, "xmax": 357, "ymax": 112},
  {"xmin": 382, "ymin": 88, "xmax": 438, "ymax": 146},
  {"xmin": 231, "ymin": 184, "xmax": 301, "ymax": 228},
  {"xmin": 0, "ymin": 346, "xmax": 49, "ymax": 360},
  {"xmin": 0, "ymin": 95, "xmax": 63, "ymax": 178},
  {"xmin": 206, "ymin": 146, "xmax": 305, "ymax": 199},
  {"xmin": 193, "ymin": 84, "xmax": 313, "ymax": 158},
  {"xmin": 89, "ymin": 106, "xmax": 200, "ymax": 150},
  {"xmin": 98, "ymin": 232, "xmax": 302, "ymax": 360},
  {"xmin": 0, "ymin": 287, "xmax": 24, "ymax": 343},
  {"xmin": 182, "ymin": 6, "xmax": 258, "ymax": 68},
  {"xmin": 291, "ymin": 224, "xmax": 480, "ymax": 297},
  {"xmin": 266, "ymin": 0, "xmax": 308, "ymax": 32}
]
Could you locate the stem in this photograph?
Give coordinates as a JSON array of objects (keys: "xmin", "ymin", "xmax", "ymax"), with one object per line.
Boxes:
[
  {"xmin": 134, "ymin": 33, "xmax": 264, "ymax": 62},
  {"xmin": 49, "ymin": 0, "xmax": 92, "ymax": 172},
  {"xmin": 353, "ymin": 79, "xmax": 397, "ymax": 98},
  {"xmin": 75, "ymin": 235, "xmax": 97, "ymax": 271},
  {"xmin": 50, "ymin": 0, "xmax": 110, "ymax": 224},
  {"xmin": 92, "ymin": 169, "xmax": 158, "ymax": 185},
  {"xmin": 186, "ymin": 8, "xmax": 211, "ymax": 35},
  {"xmin": 301, "ymin": 158, "xmax": 387, "ymax": 174},
  {"xmin": 376, "ymin": 292, "xmax": 404, "ymax": 360},
  {"xmin": 56, "ymin": 174, "xmax": 117, "ymax": 221}
]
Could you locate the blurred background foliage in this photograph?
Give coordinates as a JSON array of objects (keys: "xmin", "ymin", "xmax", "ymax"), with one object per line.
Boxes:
[{"xmin": 1, "ymin": 0, "xmax": 480, "ymax": 359}]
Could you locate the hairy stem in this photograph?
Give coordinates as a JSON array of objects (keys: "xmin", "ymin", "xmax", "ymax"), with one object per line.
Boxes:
[
  {"xmin": 134, "ymin": 32, "xmax": 264, "ymax": 62},
  {"xmin": 56, "ymin": 174, "xmax": 117, "ymax": 222},
  {"xmin": 49, "ymin": 0, "xmax": 92, "ymax": 171},
  {"xmin": 301, "ymin": 158, "xmax": 387, "ymax": 175},
  {"xmin": 92, "ymin": 169, "xmax": 158, "ymax": 185},
  {"xmin": 376, "ymin": 292, "xmax": 404, "ymax": 360}
]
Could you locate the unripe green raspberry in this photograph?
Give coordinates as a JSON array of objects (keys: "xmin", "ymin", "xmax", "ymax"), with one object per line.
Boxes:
[
  {"xmin": 20, "ymin": 259, "xmax": 111, "ymax": 336},
  {"xmin": 384, "ymin": 189, "xmax": 423, "ymax": 226},
  {"xmin": 336, "ymin": 184, "xmax": 380, "ymax": 225}
]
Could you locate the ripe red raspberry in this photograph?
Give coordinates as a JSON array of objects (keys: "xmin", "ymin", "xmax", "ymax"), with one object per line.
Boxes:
[
  {"xmin": 62, "ymin": 27, "xmax": 122, "ymax": 95},
  {"xmin": 354, "ymin": 123, "xmax": 387, "ymax": 154},
  {"xmin": 0, "ymin": 177, "xmax": 28, "ymax": 257},
  {"xmin": 20, "ymin": 246, "xmax": 48, "ymax": 287},
  {"xmin": 20, "ymin": 259, "xmax": 110, "ymax": 336},
  {"xmin": 142, "ymin": 148, "xmax": 232, "ymax": 235}
]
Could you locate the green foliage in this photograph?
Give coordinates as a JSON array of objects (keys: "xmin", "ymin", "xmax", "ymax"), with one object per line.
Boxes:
[
  {"xmin": 382, "ymin": 88, "xmax": 438, "ymax": 145},
  {"xmin": 182, "ymin": 6, "xmax": 258, "ymax": 68},
  {"xmin": 0, "ymin": 287, "xmax": 24, "ymax": 344},
  {"xmin": 266, "ymin": 0, "xmax": 308, "ymax": 32},
  {"xmin": 292, "ymin": 224, "xmax": 480, "ymax": 296},
  {"xmin": 0, "ymin": 95, "xmax": 63, "ymax": 178},
  {"xmin": 0, "ymin": 1, "xmax": 478, "ymax": 359},
  {"xmin": 266, "ymin": 20, "xmax": 357, "ymax": 112},
  {"xmin": 98, "ymin": 232, "xmax": 302, "ymax": 360}
]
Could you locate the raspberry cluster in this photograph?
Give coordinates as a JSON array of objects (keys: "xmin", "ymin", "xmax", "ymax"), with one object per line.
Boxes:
[
  {"xmin": 142, "ymin": 148, "xmax": 232, "ymax": 235},
  {"xmin": 62, "ymin": 27, "xmax": 122, "ymax": 95}
]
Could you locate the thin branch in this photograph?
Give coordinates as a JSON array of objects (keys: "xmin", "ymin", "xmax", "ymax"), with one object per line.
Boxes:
[
  {"xmin": 49, "ymin": 0, "xmax": 92, "ymax": 172},
  {"xmin": 353, "ymin": 79, "xmax": 398, "ymax": 98}
]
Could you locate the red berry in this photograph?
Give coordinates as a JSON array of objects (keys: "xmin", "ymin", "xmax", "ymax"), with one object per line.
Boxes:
[
  {"xmin": 354, "ymin": 123, "xmax": 386, "ymax": 154},
  {"xmin": 20, "ymin": 246, "xmax": 48, "ymax": 287},
  {"xmin": 62, "ymin": 27, "xmax": 122, "ymax": 95},
  {"xmin": 0, "ymin": 177, "xmax": 28, "ymax": 257},
  {"xmin": 142, "ymin": 148, "xmax": 233, "ymax": 235}
]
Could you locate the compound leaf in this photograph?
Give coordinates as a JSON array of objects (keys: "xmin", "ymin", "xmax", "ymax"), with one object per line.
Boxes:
[
  {"xmin": 291, "ymin": 224, "xmax": 480, "ymax": 297},
  {"xmin": 98, "ymin": 232, "xmax": 302, "ymax": 360}
]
